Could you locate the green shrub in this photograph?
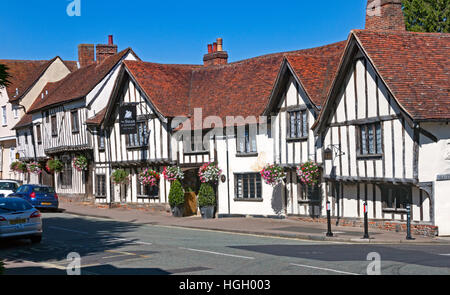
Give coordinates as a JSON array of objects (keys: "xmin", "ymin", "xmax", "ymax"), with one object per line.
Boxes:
[
  {"xmin": 46, "ymin": 159, "xmax": 63, "ymax": 173},
  {"xmin": 168, "ymin": 180, "xmax": 185, "ymax": 207},
  {"xmin": 197, "ymin": 183, "xmax": 216, "ymax": 207},
  {"xmin": 111, "ymin": 169, "xmax": 129, "ymax": 185}
]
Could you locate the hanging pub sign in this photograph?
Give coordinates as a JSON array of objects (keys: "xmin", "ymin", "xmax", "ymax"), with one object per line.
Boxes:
[{"xmin": 119, "ymin": 103, "xmax": 137, "ymax": 134}]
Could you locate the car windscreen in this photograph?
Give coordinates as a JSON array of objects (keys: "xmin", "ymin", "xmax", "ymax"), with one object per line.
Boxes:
[
  {"xmin": 0, "ymin": 182, "xmax": 18, "ymax": 190},
  {"xmin": 0, "ymin": 199, "xmax": 33, "ymax": 213},
  {"xmin": 33, "ymin": 187, "xmax": 55, "ymax": 193},
  {"xmin": 15, "ymin": 186, "xmax": 30, "ymax": 193}
]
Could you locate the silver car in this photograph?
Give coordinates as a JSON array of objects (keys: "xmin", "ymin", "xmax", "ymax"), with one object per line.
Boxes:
[{"xmin": 0, "ymin": 197, "xmax": 42, "ymax": 243}]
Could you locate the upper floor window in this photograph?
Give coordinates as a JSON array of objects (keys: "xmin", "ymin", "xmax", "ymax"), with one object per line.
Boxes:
[
  {"xmin": 24, "ymin": 132, "xmax": 28, "ymax": 144},
  {"xmin": 36, "ymin": 125, "xmax": 42, "ymax": 145},
  {"xmin": 358, "ymin": 122, "xmax": 382, "ymax": 157},
  {"xmin": 13, "ymin": 106, "xmax": 19, "ymax": 119},
  {"xmin": 184, "ymin": 131, "xmax": 209, "ymax": 153},
  {"xmin": 126, "ymin": 121, "xmax": 148, "ymax": 148},
  {"xmin": 98, "ymin": 129, "xmax": 105, "ymax": 150},
  {"xmin": 1, "ymin": 106, "xmax": 6, "ymax": 126},
  {"xmin": 71, "ymin": 110, "xmax": 79, "ymax": 133},
  {"xmin": 287, "ymin": 109, "xmax": 308, "ymax": 140},
  {"xmin": 51, "ymin": 115, "xmax": 57, "ymax": 137},
  {"xmin": 236, "ymin": 125, "xmax": 257, "ymax": 155}
]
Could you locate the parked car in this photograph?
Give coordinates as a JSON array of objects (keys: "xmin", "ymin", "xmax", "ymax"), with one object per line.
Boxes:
[
  {"xmin": 9, "ymin": 185, "xmax": 59, "ymax": 211},
  {"xmin": 0, "ymin": 180, "xmax": 20, "ymax": 198},
  {"xmin": 0, "ymin": 197, "xmax": 42, "ymax": 243}
]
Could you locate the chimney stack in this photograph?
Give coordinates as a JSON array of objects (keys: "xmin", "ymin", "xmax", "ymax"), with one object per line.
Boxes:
[
  {"xmin": 96, "ymin": 35, "xmax": 118, "ymax": 64},
  {"xmin": 203, "ymin": 38, "xmax": 228, "ymax": 66},
  {"xmin": 78, "ymin": 44, "xmax": 95, "ymax": 68},
  {"xmin": 365, "ymin": 0, "xmax": 406, "ymax": 31}
]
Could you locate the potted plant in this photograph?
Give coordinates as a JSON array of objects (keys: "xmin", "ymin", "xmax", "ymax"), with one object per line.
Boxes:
[
  {"xmin": 139, "ymin": 168, "xmax": 160, "ymax": 186},
  {"xmin": 260, "ymin": 163, "xmax": 286, "ymax": 186},
  {"xmin": 197, "ymin": 183, "xmax": 216, "ymax": 219},
  {"xmin": 162, "ymin": 166, "xmax": 184, "ymax": 182},
  {"xmin": 168, "ymin": 179, "xmax": 185, "ymax": 217},
  {"xmin": 296, "ymin": 161, "xmax": 320, "ymax": 185},
  {"xmin": 27, "ymin": 162, "xmax": 42, "ymax": 175},
  {"xmin": 72, "ymin": 155, "xmax": 88, "ymax": 171},
  {"xmin": 198, "ymin": 162, "xmax": 222, "ymax": 184},
  {"xmin": 46, "ymin": 159, "xmax": 63, "ymax": 173}
]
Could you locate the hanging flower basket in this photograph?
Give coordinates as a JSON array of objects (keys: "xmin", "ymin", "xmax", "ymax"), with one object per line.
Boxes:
[
  {"xmin": 296, "ymin": 161, "xmax": 321, "ymax": 185},
  {"xmin": 111, "ymin": 169, "xmax": 130, "ymax": 185},
  {"xmin": 260, "ymin": 164, "xmax": 286, "ymax": 186},
  {"xmin": 10, "ymin": 161, "xmax": 21, "ymax": 173},
  {"xmin": 72, "ymin": 155, "xmax": 88, "ymax": 171},
  {"xmin": 162, "ymin": 166, "xmax": 184, "ymax": 182},
  {"xmin": 198, "ymin": 162, "xmax": 222, "ymax": 184},
  {"xmin": 27, "ymin": 162, "xmax": 42, "ymax": 175},
  {"xmin": 46, "ymin": 159, "xmax": 63, "ymax": 173},
  {"xmin": 138, "ymin": 168, "xmax": 160, "ymax": 186}
]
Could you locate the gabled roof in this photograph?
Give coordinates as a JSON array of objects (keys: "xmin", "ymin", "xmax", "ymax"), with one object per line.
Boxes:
[
  {"xmin": 85, "ymin": 107, "xmax": 107, "ymax": 125},
  {"xmin": 353, "ymin": 30, "xmax": 449, "ymax": 121},
  {"xmin": 314, "ymin": 30, "xmax": 450, "ymax": 133},
  {"xmin": 27, "ymin": 48, "xmax": 138, "ymax": 113},
  {"xmin": 0, "ymin": 57, "xmax": 58, "ymax": 103},
  {"xmin": 122, "ymin": 41, "xmax": 346, "ymax": 128},
  {"xmin": 12, "ymin": 113, "xmax": 33, "ymax": 130}
]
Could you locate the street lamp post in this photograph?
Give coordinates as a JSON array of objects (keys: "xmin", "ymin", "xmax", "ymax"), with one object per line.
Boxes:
[
  {"xmin": 406, "ymin": 204, "xmax": 415, "ymax": 240},
  {"xmin": 363, "ymin": 202, "xmax": 370, "ymax": 239},
  {"xmin": 326, "ymin": 201, "xmax": 333, "ymax": 237}
]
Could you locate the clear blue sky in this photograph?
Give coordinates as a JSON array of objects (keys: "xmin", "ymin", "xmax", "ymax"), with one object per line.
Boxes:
[{"xmin": 0, "ymin": 0, "xmax": 367, "ymax": 64}]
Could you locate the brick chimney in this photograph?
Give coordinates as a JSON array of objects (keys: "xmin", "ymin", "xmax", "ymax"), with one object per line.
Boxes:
[
  {"xmin": 96, "ymin": 35, "xmax": 118, "ymax": 64},
  {"xmin": 78, "ymin": 44, "xmax": 95, "ymax": 67},
  {"xmin": 365, "ymin": 0, "xmax": 406, "ymax": 31},
  {"xmin": 203, "ymin": 38, "xmax": 228, "ymax": 66}
]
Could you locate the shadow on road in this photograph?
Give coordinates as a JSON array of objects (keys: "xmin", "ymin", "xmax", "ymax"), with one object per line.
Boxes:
[{"xmin": 228, "ymin": 244, "xmax": 450, "ymax": 268}]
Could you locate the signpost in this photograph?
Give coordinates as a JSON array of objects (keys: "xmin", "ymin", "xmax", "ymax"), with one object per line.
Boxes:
[
  {"xmin": 406, "ymin": 204, "xmax": 415, "ymax": 240},
  {"xmin": 119, "ymin": 104, "xmax": 137, "ymax": 135}
]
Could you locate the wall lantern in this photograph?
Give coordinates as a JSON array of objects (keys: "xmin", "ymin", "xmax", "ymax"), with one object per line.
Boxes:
[
  {"xmin": 324, "ymin": 148, "xmax": 333, "ymax": 161},
  {"xmin": 220, "ymin": 174, "xmax": 226, "ymax": 183},
  {"xmin": 15, "ymin": 152, "xmax": 20, "ymax": 160},
  {"xmin": 324, "ymin": 145, "xmax": 345, "ymax": 161}
]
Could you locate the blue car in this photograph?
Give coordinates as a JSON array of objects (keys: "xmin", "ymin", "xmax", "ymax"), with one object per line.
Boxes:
[{"xmin": 9, "ymin": 185, "xmax": 59, "ymax": 211}]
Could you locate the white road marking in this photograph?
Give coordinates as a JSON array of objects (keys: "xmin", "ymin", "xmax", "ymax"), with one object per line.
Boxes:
[
  {"xmin": 180, "ymin": 247, "xmax": 255, "ymax": 260},
  {"xmin": 48, "ymin": 226, "xmax": 89, "ymax": 235},
  {"xmin": 290, "ymin": 263, "xmax": 360, "ymax": 275},
  {"xmin": 439, "ymin": 254, "xmax": 450, "ymax": 256},
  {"xmin": 110, "ymin": 237, "xmax": 152, "ymax": 245}
]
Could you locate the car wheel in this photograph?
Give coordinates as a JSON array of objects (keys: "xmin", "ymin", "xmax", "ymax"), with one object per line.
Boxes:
[{"xmin": 30, "ymin": 235, "xmax": 42, "ymax": 244}]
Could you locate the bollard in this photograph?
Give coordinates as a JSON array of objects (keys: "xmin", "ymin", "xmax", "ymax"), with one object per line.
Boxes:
[
  {"xmin": 363, "ymin": 202, "xmax": 370, "ymax": 239},
  {"xmin": 406, "ymin": 204, "xmax": 415, "ymax": 240},
  {"xmin": 326, "ymin": 201, "xmax": 333, "ymax": 237}
]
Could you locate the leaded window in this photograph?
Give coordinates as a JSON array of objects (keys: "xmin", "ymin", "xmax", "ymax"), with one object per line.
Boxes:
[
  {"xmin": 359, "ymin": 123, "xmax": 382, "ymax": 156},
  {"xmin": 237, "ymin": 125, "xmax": 257, "ymax": 154},
  {"xmin": 288, "ymin": 109, "xmax": 308, "ymax": 139},
  {"xmin": 126, "ymin": 121, "xmax": 149, "ymax": 148},
  {"xmin": 235, "ymin": 173, "xmax": 262, "ymax": 199}
]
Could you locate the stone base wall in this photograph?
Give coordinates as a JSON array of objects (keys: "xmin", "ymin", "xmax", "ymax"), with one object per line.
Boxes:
[{"xmin": 291, "ymin": 215, "xmax": 438, "ymax": 237}]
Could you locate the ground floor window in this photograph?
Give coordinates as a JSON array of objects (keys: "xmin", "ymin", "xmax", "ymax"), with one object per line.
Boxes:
[
  {"xmin": 298, "ymin": 183, "xmax": 321, "ymax": 203},
  {"xmin": 96, "ymin": 175, "xmax": 106, "ymax": 197},
  {"xmin": 235, "ymin": 173, "xmax": 262, "ymax": 199},
  {"xmin": 380, "ymin": 184, "xmax": 412, "ymax": 211},
  {"xmin": 137, "ymin": 183, "xmax": 159, "ymax": 198}
]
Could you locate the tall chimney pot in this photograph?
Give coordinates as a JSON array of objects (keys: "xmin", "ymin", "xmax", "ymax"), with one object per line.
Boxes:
[
  {"xmin": 96, "ymin": 35, "xmax": 118, "ymax": 64},
  {"xmin": 213, "ymin": 42, "xmax": 217, "ymax": 52},
  {"xmin": 207, "ymin": 44, "xmax": 213, "ymax": 54},
  {"xmin": 203, "ymin": 38, "xmax": 228, "ymax": 66},
  {"xmin": 108, "ymin": 35, "xmax": 114, "ymax": 45},
  {"xmin": 217, "ymin": 38, "xmax": 223, "ymax": 51}
]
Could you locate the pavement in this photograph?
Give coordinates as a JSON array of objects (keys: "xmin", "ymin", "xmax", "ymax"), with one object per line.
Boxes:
[{"xmin": 59, "ymin": 200, "xmax": 450, "ymax": 244}]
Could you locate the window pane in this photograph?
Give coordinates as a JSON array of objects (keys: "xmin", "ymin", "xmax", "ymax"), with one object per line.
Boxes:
[
  {"xmin": 361, "ymin": 127, "xmax": 367, "ymax": 154},
  {"xmin": 290, "ymin": 112, "xmax": 296, "ymax": 138},
  {"xmin": 243, "ymin": 174, "xmax": 248, "ymax": 198},
  {"xmin": 249, "ymin": 174, "xmax": 255, "ymax": 198},
  {"xmin": 368, "ymin": 125, "xmax": 375, "ymax": 154},
  {"xmin": 376, "ymin": 123, "xmax": 382, "ymax": 154},
  {"xmin": 236, "ymin": 175, "xmax": 243, "ymax": 198}
]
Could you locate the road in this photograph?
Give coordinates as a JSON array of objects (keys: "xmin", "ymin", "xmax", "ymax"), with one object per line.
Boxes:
[{"xmin": 1, "ymin": 212, "xmax": 450, "ymax": 275}]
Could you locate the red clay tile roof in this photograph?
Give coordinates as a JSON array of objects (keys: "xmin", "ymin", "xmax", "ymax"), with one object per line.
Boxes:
[
  {"xmin": 124, "ymin": 41, "xmax": 346, "ymax": 127},
  {"xmin": 353, "ymin": 30, "xmax": 450, "ymax": 121},
  {"xmin": 0, "ymin": 58, "xmax": 54, "ymax": 102},
  {"xmin": 86, "ymin": 107, "xmax": 107, "ymax": 125},
  {"xmin": 286, "ymin": 41, "xmax": 346, "ymax": 107},
  {"xmin": 12, "ymin": 113, "xmax": 33, "ymax": 130},
  {"xmin": 27, "ymin": 48, "xmax": 137, "ymax": 113}
]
